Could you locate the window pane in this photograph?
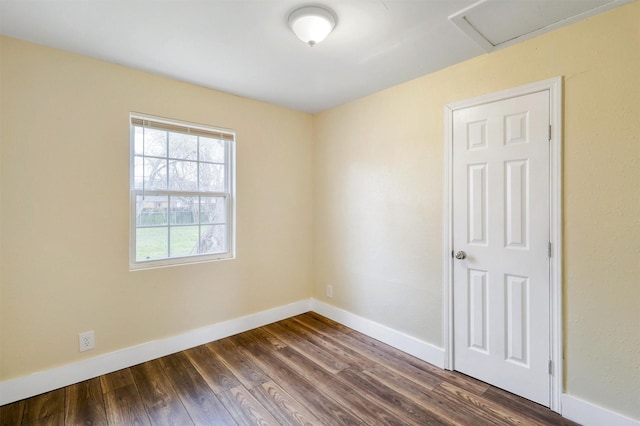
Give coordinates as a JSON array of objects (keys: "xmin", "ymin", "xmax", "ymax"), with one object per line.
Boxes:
[
  {"xmin": 136, "ymin": 227, "xmax": 168, "ymax": 261},
  {"xmin": 169, "ymin": 132, "xmax": 197, "ymax": 160},
  {"xmin": 170, "ymin": 196, "xmax": 198, "ymax": 225},
  {"xmin": 141, "ymin": 157, "xmax": 167, "ymax": 190},
  {"xmin": 134, "ymin": 156, "xmax": 144, "ymax": 189},
  {"xmin": 199, "ymin": 163, "xmax": 225, "ymax": 192},
  {"xmin": 168, "ymin": 159, "xmax": 197, "ymax": 191},
  {"xmin": 136, "ymin": 195, "xmax": 168, "ymax": 226},
  {"xmin": 134, "ymin": 155, "xmax": 168, "ymax": 190},
  {"xmin": 143, "ymin": 128, "xmax": 167, "ymax": 157},
  {"xmin": 199, "ymin": 137, "xmax": 225, "ymax": 163},
  {"xmin": 170, "ymin": 226, "xmax": 199, "ymax": 257},
  {"xmin": 200, "ymin": 196, "xmax": 226, "ymax": 224},
  {"xmin": 200, "ymin": 225, "xmax": 227, "ymax": 254},
  {"xmin": 134, "ymin": 127, "xmax": 144, "ymax": 155}
]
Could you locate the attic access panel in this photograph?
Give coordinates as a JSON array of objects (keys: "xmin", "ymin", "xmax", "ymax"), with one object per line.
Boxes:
[{"xmin": 450, "ymin": 0, "xmax": 634, "ymax": 52}]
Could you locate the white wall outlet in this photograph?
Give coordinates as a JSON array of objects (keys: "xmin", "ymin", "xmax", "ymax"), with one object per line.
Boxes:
[
  {"xmin": 79, "ymin": 330, "xmax": 95, "ymax": 352},
  {"xmin": 326, "ymin": 285, "xmax": 333, "ymax": 298}
]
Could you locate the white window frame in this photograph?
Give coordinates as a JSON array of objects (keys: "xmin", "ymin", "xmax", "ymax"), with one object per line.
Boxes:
[{"xmin": 129, "ymin": 113, "xmax": 236, "ymax": 270}]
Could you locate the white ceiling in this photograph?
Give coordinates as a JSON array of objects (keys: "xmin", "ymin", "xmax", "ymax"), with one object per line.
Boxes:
[{"xmin": 0, "ymin": 0, "xmax": 632, "ymax": 113}]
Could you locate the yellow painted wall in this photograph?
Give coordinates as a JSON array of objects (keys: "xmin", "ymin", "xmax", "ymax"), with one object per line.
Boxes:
[
  {"xmin": 314, "ymin": 2, "xmax": 639, "ymax": 419},
  {"xmin": 0, "ymin": 36, "xmax": 313, "ymax": 380}
]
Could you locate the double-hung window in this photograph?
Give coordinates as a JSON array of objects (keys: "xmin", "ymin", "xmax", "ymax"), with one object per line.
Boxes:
[{"xmin": 130, "ymin": 114, "xmax": 235, "ymax": 269}]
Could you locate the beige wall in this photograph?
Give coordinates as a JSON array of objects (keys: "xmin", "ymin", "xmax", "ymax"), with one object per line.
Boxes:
[
  {"xmin": 314, "ymin": 2, "xmax": 639, "ymax": 420},
  {"xmin": 0, "ymin": 37, "xmax": 313, "ymax": 380}
]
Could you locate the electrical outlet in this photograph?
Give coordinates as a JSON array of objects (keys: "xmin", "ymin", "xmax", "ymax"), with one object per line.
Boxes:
[
  {"xmin": 79, "ymin": 331, "xmax": 95, "ymax": 352},
  {"xmin": 326, "ymin": 285, "xmax": 333, "ymax": 298}
]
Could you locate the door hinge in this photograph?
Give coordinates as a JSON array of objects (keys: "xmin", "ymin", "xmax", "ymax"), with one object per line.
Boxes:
[
  {"xmin": 452, "ymin": 250, "xmax": 454, "ymax": 258},
  {"xmin": 548, "ymin": 242, "xmax": 552, "ymax": 258},
  {"xmin": 548, "ymin": 125, "xmax": 552, "ymax": 141},
  {"xmin": 548, "ymin": 360, "xmax": 553, "ymax": 375}
]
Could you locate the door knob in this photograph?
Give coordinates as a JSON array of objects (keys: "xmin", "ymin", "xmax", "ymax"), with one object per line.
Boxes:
[{"xmin": 455, "ymin": 251, "xmax": 467, "ymax": 260}]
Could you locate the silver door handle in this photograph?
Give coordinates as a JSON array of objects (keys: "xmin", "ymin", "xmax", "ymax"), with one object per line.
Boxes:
[{"xmin": 455, "ymin": 251, "xmax": 467, "ymax": 260}]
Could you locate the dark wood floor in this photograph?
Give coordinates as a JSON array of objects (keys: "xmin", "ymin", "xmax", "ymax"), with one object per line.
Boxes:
[{"xmin": 1, "ymin": 312, "xmax": 578, "ymax": 425}]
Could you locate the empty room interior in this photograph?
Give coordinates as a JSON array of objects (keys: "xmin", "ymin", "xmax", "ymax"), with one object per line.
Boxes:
[{"xmin": 0, "ymin": 0, "xmax": 638, "ymax": 425}]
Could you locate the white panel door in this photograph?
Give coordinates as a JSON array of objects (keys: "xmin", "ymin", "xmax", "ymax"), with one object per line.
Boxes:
[{"xmin": 452, "ymin": 90, "xmax": 551, "ymax": 406}]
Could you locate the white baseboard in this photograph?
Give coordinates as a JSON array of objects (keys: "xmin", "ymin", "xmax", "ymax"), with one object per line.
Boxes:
[
  {"xmin": 562, "ymin": 394, "xmax": 639, "ymax": 426},
  {"xmin": 310, "ymin": 299, "xmax": 445, "ymax": 368},
  {"xmin": 5, "ymin": 298, "xmax": 637, "ymax": 426},
  {"xmin": 0, "ymin": 299, "xmax": 311, "ymax": 406},
  {"xmin": 0, "ymin": 299, "xmax": 445, "ymax": 406}
]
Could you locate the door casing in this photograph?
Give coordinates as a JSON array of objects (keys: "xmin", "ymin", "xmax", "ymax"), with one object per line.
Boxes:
[{"xmin": 442, "ymin": 77, "xmax": 563, "ymax": 413}]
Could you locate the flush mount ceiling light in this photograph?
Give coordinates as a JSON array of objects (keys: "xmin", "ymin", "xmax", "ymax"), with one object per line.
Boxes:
[{"xmin": 288, "ymin": 5, "xmax": 337, "ymax": 47}]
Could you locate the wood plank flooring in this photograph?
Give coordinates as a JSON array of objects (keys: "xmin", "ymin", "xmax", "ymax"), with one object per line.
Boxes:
[{"xmin": 0, "ymin": 312, "xmax": 579, "ymax": 425}]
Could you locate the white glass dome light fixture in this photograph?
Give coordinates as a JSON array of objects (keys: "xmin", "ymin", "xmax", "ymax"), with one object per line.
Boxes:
[{"xmin": 288, "ymin": 5, "xmax": 337, "ymax": 47}]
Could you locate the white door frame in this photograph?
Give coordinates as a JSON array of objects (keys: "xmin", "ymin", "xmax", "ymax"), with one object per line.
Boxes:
[{"xmin": 442, "ymin": 77, "xmax": 563, "ymax": 412}]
